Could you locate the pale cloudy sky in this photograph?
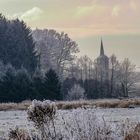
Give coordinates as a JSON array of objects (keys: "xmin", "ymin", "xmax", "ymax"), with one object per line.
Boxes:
[{"xmin": 0, "ymin": 0, "xmax": 140, "ymax": 69}]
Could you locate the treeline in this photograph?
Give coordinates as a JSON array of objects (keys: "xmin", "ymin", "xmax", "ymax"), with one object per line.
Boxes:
[
  {"xmin": 64, "ymin": 55, "xmax": 137, "ymax": 99},
  {"xmin": 0, "ymin": 63, "xmax": 62, "ymax": 102},
  {"xmin": 33, "ymin": 30, "xmax": 137, "ymax": 99},
  {"xmin": 0, "ymin": 14, "xmax": 137, "ymax": 102}
]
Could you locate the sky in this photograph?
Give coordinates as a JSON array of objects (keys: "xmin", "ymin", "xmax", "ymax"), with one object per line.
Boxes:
[{"xmin": 0, "ymin": 0, "xmax": 140, "ymax": 69}]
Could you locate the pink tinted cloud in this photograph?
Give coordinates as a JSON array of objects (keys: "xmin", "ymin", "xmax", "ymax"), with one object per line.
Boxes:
[{"xmin": 29, "ymin": 0, "xmax": 140, "ymax": 38}]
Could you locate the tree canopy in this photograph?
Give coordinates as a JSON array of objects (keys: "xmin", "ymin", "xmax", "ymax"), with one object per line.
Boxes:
[{"xmin": 0, "ymin": 14, "xmax": 38, "ymax": 74}]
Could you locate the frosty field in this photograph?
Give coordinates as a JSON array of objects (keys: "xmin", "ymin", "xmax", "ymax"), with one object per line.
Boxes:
[{"xmin": 1, "ymin": 107, "xmax": 140, "ymax": 139}]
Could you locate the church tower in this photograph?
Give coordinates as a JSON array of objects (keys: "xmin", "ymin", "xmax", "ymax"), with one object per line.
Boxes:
[
  {"xmin": 94, "ymin": 39, "xmax": 110, "ymax": 97},
  {"xmin": 96, "ymin": 39, "xmax": 109, "ymax": 82}
]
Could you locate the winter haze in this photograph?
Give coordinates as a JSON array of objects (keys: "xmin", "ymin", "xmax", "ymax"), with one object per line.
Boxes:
[
  {"xmin": 1, "ymin": 0, "xmax": 140, "ymax": 69},
  {"xmin": 0, "ymin": 0, "xmax": 140, "ymax": 139}
]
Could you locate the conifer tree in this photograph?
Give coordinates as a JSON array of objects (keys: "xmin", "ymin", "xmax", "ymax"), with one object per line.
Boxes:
[
  {"xmin": 14, "ymin": 67, "xmax": 32, "ymax": 101},
  {"xmin": 0, "ymin": 64, "xmax": 16, "ymax": 102},
  {"xmin": 0, "ymin": 15, "xmax": 38, "ymax": 74},
  {"xmin": 44, "ymin": 69, "xmax": 62, "ymax": 100},
  {"xmin": 32, "ymin": 67, "xmax": 44, "ymax": 100}
]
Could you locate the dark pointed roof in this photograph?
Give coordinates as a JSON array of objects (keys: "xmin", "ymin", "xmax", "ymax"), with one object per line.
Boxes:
[
  {"xmin": 100, "ymin": 39, "xmax": 104, "ymax": 56},
  {"xmin": 96, "ymin": 38, "xmax": 109, "ymax": 62}
]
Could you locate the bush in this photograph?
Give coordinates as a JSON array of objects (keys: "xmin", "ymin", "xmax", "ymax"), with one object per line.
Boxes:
[
  {"xmin": 67, "ymin": 84, "xmax": 85, "ymax": 100},
  {"xmin": 27, "ymin": 100, "xmax": 57, "ymax": 140},
  {"xmin": 8, "ymin": 127, "xmax": 31, "ymax": 140}
]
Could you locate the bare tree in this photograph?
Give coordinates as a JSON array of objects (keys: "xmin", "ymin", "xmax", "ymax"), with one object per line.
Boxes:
[
  {"xmin": 32, "ymin": 29, "xmax": 79, "ymax": 80},
  {"xmin": 119, "ymin": 58, "xmax": 136, "ymax": 97},
  {"xmin": 67, "ymin": 59, "xmax": 82, "ymax": 79},
  {"xmin": 32, "ymin": 29, "xmax": 58, "ymax": 73},
  {"xmin": 109, "ymin": 54, "xmax": 120, "ymax": 97},
  {"xmin": 78, "ymin": 55, "xmax": 94, "ymax": 80}
]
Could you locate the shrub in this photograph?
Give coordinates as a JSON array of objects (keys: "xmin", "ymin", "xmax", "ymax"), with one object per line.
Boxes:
[
  {"xmin": 8, "ymin": 127, "xmax": 31, "ymax": 140},
  {"xmin": 27, "ymin": 100, "xmax": 57, "ymax": 140},
  {"xmin": 67, "ymin": 84, "xmax": 85, "ymax": 100}
]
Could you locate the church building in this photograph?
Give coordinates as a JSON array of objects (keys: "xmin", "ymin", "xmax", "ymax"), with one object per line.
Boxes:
[
  {"xmin": 95, "ymin": 39, "xmax": 109, "ymax": 82},
  {"xmin": 94, "ymin": 39, "xmax": 110, "ymax": 97}
]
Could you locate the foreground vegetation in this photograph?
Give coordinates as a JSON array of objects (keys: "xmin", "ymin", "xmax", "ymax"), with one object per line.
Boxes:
[
  {"xmin": 1, "ymin": 98, "xmax": 140, "ymax": 111},
  {"xmin": 2, "ymin": 100, "xmax": 140, "ymax": 140}
]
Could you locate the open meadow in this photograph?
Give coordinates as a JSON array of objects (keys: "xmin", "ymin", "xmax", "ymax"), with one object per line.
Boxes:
[{"xmin": 1, "ymin": 99, "xmax": 140, "ymax": 139}]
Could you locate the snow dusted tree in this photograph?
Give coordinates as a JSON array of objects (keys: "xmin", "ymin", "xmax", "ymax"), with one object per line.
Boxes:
[
  {"xmin": 77, "ymin": 56, "xmax": 94, "ymax": 80},
  {"xmin": 0, "ymin": 14, "xmax": 7, "ymax": 50},
  {"xmin": 32, "ymin": 29, "xmax": 57, "ymax": 73},
  {"xmin": 67, "ymin": 58, "xmax": 83, "ymax": 80},
  {"xmin": 67, "ymin": 84, "xmax": 85, "ymax": 100},
  {"xmin": 32, "ymin": 29, "xmax": 79, "ymax": 79},
  {"xmin": 0, "ymin": 15, "xmax": 38, "ymax": 74},
  {"xmin": 109, "ymin": 54, "xmax": 120, "ymax": 97},
  {"xmin": 119, "ymin": 58, "xmax": 136, "ymax": 97},
  {"xmin": 6, "ymin": 19, "xmax": 38, "ymax": 74}
]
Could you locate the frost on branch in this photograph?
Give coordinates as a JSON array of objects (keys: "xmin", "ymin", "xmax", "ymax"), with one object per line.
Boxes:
[
  {"xmin": 27, "ymin": 100, "xmax": 56, "ymax": 127},
  {"xmin": 27, "ymin": 100, "xmax": 57, "ymax": 140},
  {"xmin": 67, "ymin": 84, "xmax": 85, "ymax": 100}
]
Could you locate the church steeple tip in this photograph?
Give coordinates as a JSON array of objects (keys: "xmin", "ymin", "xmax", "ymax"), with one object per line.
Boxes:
[{"xmin": 100, "ymin": 38, "xmax": 104, "ymax": 56}]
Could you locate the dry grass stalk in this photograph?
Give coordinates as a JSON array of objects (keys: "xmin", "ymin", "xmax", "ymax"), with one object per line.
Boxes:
[
  {"xmin": 1, "ymin": 98, "xmax": 140, "ymax": 111},
  {"xmin": 124, "ymin": 124, "xmax": 140, "ymax": 140}
]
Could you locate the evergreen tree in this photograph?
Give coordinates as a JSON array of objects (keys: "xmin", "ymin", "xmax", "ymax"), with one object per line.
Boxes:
[
  {"xmin": 0, "ymin": 15, "xmax": 38, "ymax": 74},
  {"xmin": 44, "ymin": 69, "xmax": 62, "ymax": 100},
  {"xmin": 0, "ymin": 65, "xmax": 34, "ymax": 102},
  {"xmin": 32, "ymin": 67, "xmax": 44, "ymax": 100},
  {"xmin": 0, "ymin": 64, "xmax": 16, "ymax": 102},
  {"xmin": 14, "ymin": 67, "xmax": 32, "ymax": 102},
  {"xmin": 0, "ymin": 14, "xmax": 7, "ymax": 49}
]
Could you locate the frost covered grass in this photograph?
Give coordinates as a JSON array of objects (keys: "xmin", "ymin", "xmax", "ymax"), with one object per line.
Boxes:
[
  {"xmin": 23, "ymin": 100, "xmax": 140, "ymax": 140},
  {"xmin": 1, "ymin": 98, "xmax": 140, "ymax": 111},
  {"xmin": 1, "ymin": 99, "xmax": 140, "ymax": 139}
]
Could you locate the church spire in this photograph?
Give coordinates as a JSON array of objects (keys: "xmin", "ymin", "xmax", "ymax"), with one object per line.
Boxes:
[{"xmin": 100, "ymin": 38, "xmax": 104, "ymax": 56}]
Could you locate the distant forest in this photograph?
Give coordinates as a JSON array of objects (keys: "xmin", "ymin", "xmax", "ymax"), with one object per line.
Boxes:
[{"xmin": 0, "ymin": 14, "xmax": 138, "ymax": 102}]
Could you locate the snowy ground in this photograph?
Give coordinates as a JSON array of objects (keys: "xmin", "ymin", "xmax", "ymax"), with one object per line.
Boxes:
[{"xmin": 0, "ymin": 108, "xmax": 140, "ymax": 138}]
